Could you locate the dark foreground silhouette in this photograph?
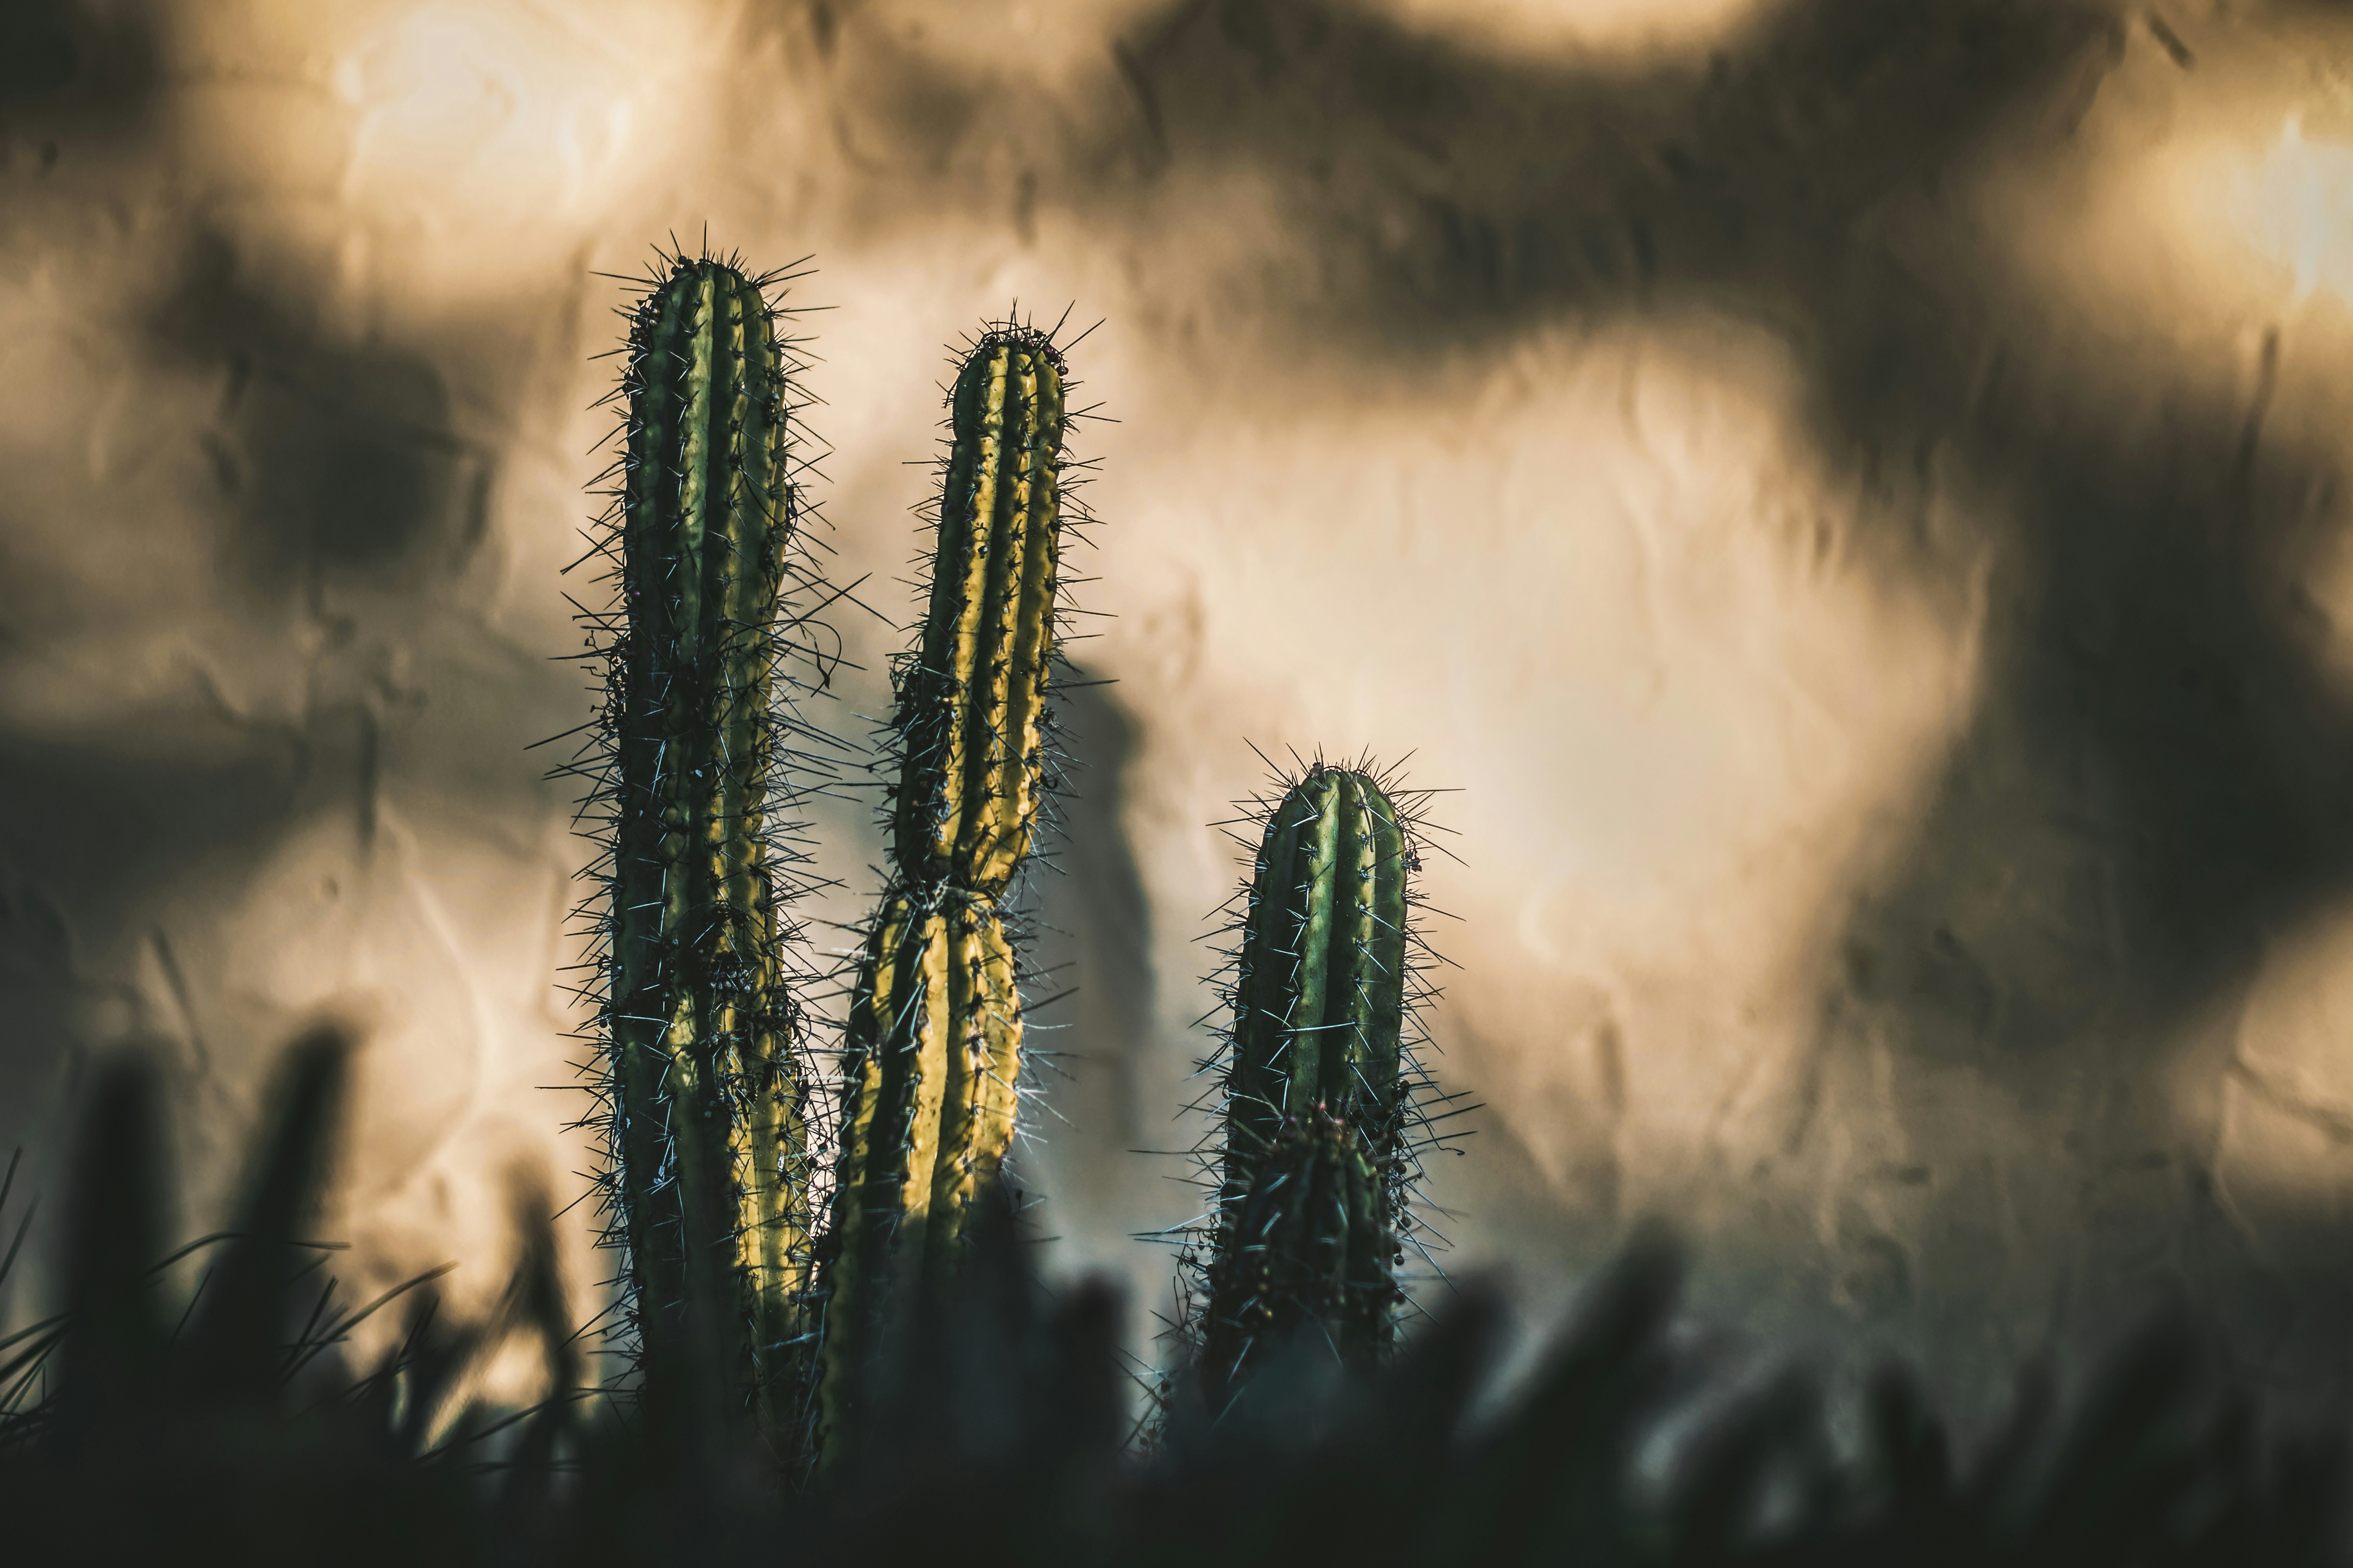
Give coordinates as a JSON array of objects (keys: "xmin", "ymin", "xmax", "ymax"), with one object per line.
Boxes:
[{"xmin": 0, "ymin": 1032, "xmax": 2345, "ymax": 1566}]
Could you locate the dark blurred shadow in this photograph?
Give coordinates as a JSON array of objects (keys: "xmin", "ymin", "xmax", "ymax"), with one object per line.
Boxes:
[
  {"xmin": 1031, "ymin": 675, "xmax": 1156, "ymax": 1144},
  {"xmin": 0, "ymin": 2, "xmax": 79, "ymax": 108},
  {"xmin": 1080, "ymin": 0, "xmax": 2353, "ymax": 1051},
  {"xmin": 13, "ymin": 1058, "xmax": 2353, "ymax": 1567},
  {"xmin": 0, "ymin": 0, "xmax": 157, "ymax": 135},
  {"xmin": 0, "ymin": 715, "xmax": 306, "ymax": 1140},
  {"xmin": 145, "ymin": 228, "xmax": 493, "ymax": 607}
]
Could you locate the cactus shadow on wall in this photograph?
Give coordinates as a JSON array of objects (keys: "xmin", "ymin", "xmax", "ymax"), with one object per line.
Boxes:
[
  {"xmin": 1017, "ymin": 674, "xmax": 1164, "ymax": 1292},
  {"xmin": 1028, "ymin": 675, "xmax": 1156, "ymax": 1143}
]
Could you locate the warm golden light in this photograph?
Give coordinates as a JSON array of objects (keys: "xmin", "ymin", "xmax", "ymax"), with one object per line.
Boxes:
[
  {"xmin": 2227, "ymin": 112, "xmax": 2353, "ymax": 306},
  {"xmin": 1366, "ymin": 0, "xmax": 1773, "ymax": 57},
  {"xmin": 18, "ymin": 0, "xmax": 2353, "ymax": 1413},
  {"xmin": 335, "ymin": 4, "xmax": 682, "ymax": 229}
]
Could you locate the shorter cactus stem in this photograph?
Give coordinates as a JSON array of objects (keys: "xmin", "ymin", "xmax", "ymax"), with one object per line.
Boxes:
[
  {"xmin": 1224, "ymin": 767, "xmax": 1410, "ymax": 1210},
  {"xmin": 1190, "ymin": 761, "xmax": 1425, "ymax": 1411}
]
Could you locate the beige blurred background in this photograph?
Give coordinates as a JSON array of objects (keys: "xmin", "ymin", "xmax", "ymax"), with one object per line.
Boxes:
[{"xmin": 7, "ymin": 0, "xmax": 2353, "ymax": 1421}]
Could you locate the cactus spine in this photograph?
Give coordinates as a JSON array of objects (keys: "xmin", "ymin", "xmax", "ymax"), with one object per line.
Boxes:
[
  {"xmin": 1189, "ymin": 761, "xmax": 1448, "ymax": 1408},
  {"xmin": 560, "ymin": 251, "xmax": 831, "ymax": 1455},
  {"xmin": 818, "ymin": 324, "xmax": 1075, "ymax": 1461}
]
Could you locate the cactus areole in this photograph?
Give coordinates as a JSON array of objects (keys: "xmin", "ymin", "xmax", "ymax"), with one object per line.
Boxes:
[
  {"xmin": 609, "ymin": 258, "xmax": 811, "ymax": 1438},
  {"xmin": 890, "ymin": 328, "xmax": 1068, "ymax": 899}
]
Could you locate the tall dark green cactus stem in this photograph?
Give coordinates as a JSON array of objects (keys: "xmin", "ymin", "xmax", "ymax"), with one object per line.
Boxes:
[
  {"xmin": 1196, "ymin": 764, "xmax": 1424, "ymax": 1407},
  {"xmin": 565, "ymin": 253, "xmax": 824, "ymax": 1456},
  {"xmin": 817, "ymin": 324, "xmax": 1073, "ymax": 1465}
]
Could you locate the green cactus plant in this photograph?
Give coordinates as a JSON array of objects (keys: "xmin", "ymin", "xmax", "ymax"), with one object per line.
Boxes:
[
  {"xmin": 890, "ymin": 328, "xmax": 1069, "ymax": 898},
  {"xmin": 1200, "ymin": 1108, "xmax": 1395, "ymax": 1389},
  {"xmin": 1222, "ymin": 766, "xmax": 1413, "ymax": 1190},
  {"xmin": 815, "ymin": 320, "xmax": 1080, "ymax": 1465},
  {"xmin": 818, "ymin": 884, "xmax": 1022, "ymax": 1451},
  {"xmin": 1180, "ymin": 758, "xmax": 1455, "ymax": 1414},
  {"xmin": 556, "ymin": 248, "xmax": 837, "ymax": 1457}
]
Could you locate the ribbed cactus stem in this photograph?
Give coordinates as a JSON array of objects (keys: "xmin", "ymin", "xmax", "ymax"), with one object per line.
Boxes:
[
  {"xmin": 892, "ymin": 329, "xmax": 1066, "ymax": 899},
  {"xmin": 817, "ymin": 322, "xmax": 1074, "ymax": 1467},
  {"xmin": 1223, "ymin": 767, "xmax": 1411, "ymax": 1203},
  {"xmin": 820, "ymin": 887, "xmax": 1022, "ymax": 1450},
  {"xmin": 610, "ymin": 256, "xmax": 810, "ymax": 1442},
  {"xmin": 1195, "ymin": 764, "xmax": 1415, "ymax": 1404},
  {"xmin": 1202, "ymin": 1111, "xmax": 1396, "ymax": 1393}
]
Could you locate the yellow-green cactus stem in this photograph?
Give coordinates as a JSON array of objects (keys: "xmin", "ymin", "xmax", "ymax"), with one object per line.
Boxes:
[
  {"xmin": 814, "ymin": 315, "xmax": 1087, "ymax": 1469},
  {"xmin": 890, "ymin": 327, "xmax": 1068, "ymax": 900},
  {"xmin": 608, "ymin": 255, "xmax": 812, "ymax": 1444},
  {"xmin": 819, "ymin": 884, "xmax": 1023, "ymax": 1458}
]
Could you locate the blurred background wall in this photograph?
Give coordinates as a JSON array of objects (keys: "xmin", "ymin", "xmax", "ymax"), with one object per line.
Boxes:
[{"xmin": 6, "ymin": 0, "xmax": 2353, "ymax": 1427}]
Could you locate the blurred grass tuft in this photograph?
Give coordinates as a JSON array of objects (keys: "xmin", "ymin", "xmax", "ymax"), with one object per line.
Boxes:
[{"xmin": 0, "ymin": 1034, "xmax": 2347, "ymax": 1565}]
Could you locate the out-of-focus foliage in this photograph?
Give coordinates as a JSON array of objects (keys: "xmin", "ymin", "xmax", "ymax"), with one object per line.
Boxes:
[{"xmin": 3, "ymin": 1036, "xmax": 2347, "ymax": 1566}]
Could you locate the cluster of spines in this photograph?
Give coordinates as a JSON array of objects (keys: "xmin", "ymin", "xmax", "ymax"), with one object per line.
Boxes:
[
  {"xmin": 546, "ymin": 241, "xmax": 856, "ymax": 1455},
  {"xmin": 1156, "ymin": 749, "xmax": 1468, "ymax": 1418},
  {"xmin": 809, "ymin": 312, "xmax": 1102, "ymax": 1466}
]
